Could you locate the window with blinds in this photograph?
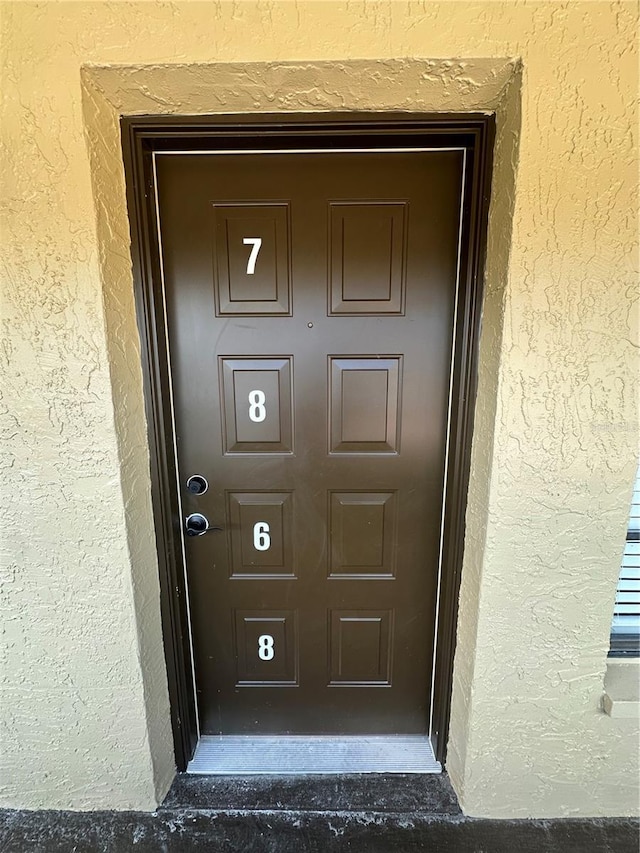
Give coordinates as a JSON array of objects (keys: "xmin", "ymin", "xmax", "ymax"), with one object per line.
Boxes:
[{"xmin": 609, "ymin": 465, "xmax": 640, "ymax": 656}]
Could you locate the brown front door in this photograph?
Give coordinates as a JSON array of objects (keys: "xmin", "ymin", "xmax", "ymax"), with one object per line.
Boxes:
[{"xmin": 155, "ymin": 146, "xmax": 464, "ymax": 735}]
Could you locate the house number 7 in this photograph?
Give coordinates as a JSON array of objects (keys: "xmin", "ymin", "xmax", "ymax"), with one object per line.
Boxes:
[{"xmin": 243, "ymin": 237, "xmax": 262, "ymax": 275}]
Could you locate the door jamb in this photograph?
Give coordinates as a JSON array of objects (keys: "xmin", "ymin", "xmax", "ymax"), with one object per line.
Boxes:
[{"xmin": 121, "ymin": 113, "xmax": 495, "ymax": 771}]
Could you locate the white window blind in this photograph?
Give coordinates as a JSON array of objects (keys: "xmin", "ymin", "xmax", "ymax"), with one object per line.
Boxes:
[{"xmin": 610, "ymin": 466, "xmax": 640, "ymax": 655}]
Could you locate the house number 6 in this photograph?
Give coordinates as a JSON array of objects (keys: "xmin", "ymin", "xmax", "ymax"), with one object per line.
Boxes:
[
  {"xmin": 258, "ymin": 634, "xmax": 275, "ymax": 661},
  {"xmin": 248, "ymin": 389, "xmax": 266, "ymax": 423},
  {"xmin": 253, "ymin": 522, "xmax": 271, "ymax": 551}
]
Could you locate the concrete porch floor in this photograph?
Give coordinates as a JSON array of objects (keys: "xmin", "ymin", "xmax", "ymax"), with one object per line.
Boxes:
[{"xmin": 1, "ymin": 774, "xmax": 638, "ymax": 852}]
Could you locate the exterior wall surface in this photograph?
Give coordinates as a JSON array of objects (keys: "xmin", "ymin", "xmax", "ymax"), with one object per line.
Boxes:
[{"xmin": 1, "ymin": 0, "xmax": 638, "ymax": 818}]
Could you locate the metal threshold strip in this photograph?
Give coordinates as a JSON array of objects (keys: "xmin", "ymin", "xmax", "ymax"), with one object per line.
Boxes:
[{"xmin": 187, "ymin": 735, "xmax": 441, "ymax": 775}]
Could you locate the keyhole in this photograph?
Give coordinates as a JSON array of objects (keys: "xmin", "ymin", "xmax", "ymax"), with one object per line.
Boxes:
[{"xmin": 186, "ymin": 475, "xmax": 209, "ymax": 495}]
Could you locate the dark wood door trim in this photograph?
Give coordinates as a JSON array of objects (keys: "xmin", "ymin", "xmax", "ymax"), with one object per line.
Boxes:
[{"xmin": 121, "ymin": 113, "xmax": 495, "ymax": 771}]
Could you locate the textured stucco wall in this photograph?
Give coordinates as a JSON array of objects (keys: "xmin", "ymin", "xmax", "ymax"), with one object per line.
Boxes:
[{"xmin": 1, "ymin": 0, "xmax": 637, "ymax": 817}]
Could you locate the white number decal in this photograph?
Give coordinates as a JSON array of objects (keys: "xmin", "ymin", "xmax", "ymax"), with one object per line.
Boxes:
[
  {"xmin": 258, "ymin": 634, "xmax": 275, "ymax": 661},
  {"xmin": 253, "ymin": 522, "xmax": 271, "ymax": 551},
  {"xmin": 243, "ymin": 237, "xmax": 262, "ymax": 275},
  {"xmin": 248, "ymin": 389, "xmax": 266, "ymax": 423}
]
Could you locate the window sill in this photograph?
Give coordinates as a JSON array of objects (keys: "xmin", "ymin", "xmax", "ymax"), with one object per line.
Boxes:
[{"xmin": 603, "ymin": 658, "xmax": 640, "ymax": 718}]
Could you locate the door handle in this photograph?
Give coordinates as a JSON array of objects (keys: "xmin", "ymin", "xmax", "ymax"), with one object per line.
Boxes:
[{"xmin": 185, "ymin": 513, "xmax": 223, "ymax": 537}]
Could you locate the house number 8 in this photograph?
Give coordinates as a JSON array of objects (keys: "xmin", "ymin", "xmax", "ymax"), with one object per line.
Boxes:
[
  {"xmin": 253, "ymin": 522, "xmax": 271, "ymax": 551},
  {"xmin": 258, "ymin": 634, "xmax": 275, "ymax": 661},
  {"xmin": 248, "ymin": 390, "xmax": 266, "ymax": 423}
]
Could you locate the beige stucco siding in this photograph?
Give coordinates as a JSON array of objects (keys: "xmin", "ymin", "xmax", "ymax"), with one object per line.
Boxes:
[{"xmin": 1, "ymin": 1, "xmax": 638, "ymax": 817}]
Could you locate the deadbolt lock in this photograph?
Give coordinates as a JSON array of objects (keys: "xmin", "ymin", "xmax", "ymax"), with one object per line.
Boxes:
[{"xmin": 186, "ymin": 474, "xmax": 209, "ymax": 495}]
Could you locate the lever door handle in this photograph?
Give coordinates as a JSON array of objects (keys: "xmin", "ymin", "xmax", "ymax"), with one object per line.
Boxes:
[{"xmin": 185, "ymin": 513, "xmax": 223, "ymax": 537}]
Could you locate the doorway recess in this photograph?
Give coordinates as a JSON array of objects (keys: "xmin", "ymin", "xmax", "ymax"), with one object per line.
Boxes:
[{"xmin": 121, "ymin": 113, "xmax": 494, "ymax": 773}]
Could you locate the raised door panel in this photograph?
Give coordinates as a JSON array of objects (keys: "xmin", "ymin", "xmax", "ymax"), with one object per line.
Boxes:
[
  {"xmin": 219, "ymin": 357, "xmax": 293, "ymax": 454},
  {"xmin": 328, "ymin": 610, "xmax": 394, "ymax": 686},
  {"xmin": 212, "ymin": 202, "xmax": 291, "ymax": 315},
  {"xmin": 329, "ymin": 491, "xmax": 397, "ymax": 578},
  {"xmin": 329, "ymin": 356, "xmax": 402, "ymax": 454},
  {"xmin": 227, "ymin": 491, "xmax": 294, "ymax": 578},
  {"xmin": 329, "ymin": 201, "xmax": 407, "ymax": 315},
  {"xmin": 234, "ymin": 610, "xmax": 299, "ymax": 686}
]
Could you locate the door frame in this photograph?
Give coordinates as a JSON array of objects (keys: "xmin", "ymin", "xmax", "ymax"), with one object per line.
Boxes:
[{"xmin": 121, "ymin": 113, "xmax": 495, "ymax": 771}]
